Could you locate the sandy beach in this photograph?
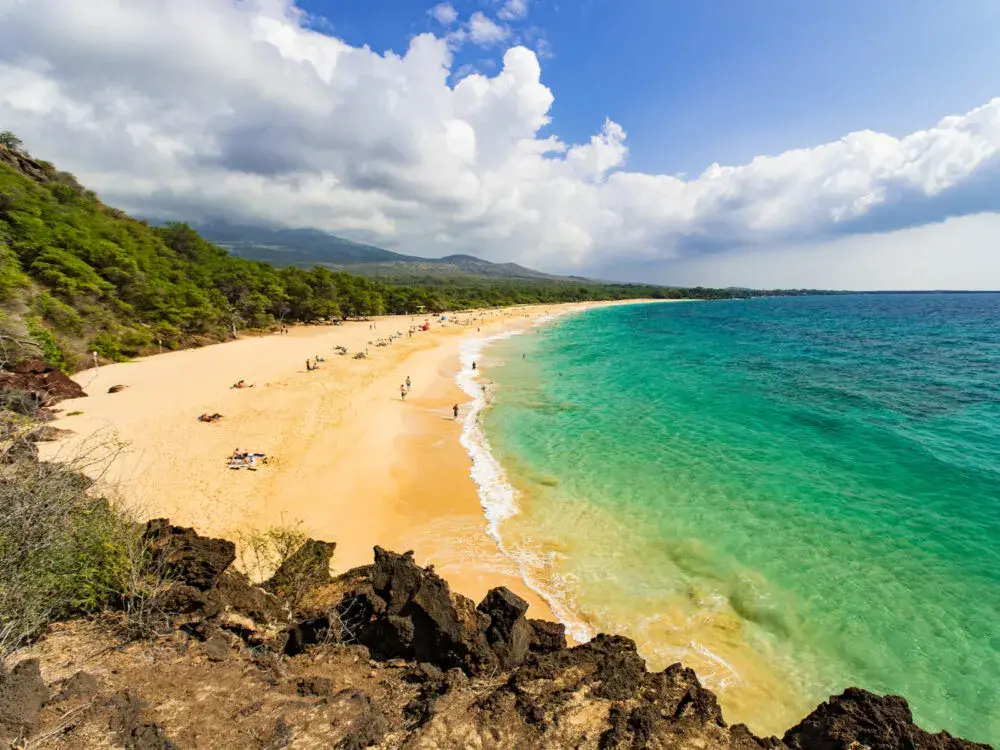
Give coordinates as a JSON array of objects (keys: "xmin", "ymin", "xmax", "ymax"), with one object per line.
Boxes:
[{"xmin": 40, "ymin": 301, "xmax": 650, "ymax": 619}]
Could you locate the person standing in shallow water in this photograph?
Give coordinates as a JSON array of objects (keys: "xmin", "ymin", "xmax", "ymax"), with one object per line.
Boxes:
[{"xmin": 453, "ymin": 403, "xmax": 459, "ymax": 419}]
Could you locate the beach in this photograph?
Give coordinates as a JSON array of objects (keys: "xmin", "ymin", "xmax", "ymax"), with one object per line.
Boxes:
[{"xmin": 40, "ymin": 301, "xmax": 646, "ymax": 619}]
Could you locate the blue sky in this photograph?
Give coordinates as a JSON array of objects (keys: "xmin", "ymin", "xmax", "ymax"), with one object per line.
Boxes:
[
  {"xmin": 298, "ymin": 0, "xmax": 1000, "ymax": 175},
  {"xmin": 2, "ymin": 0, "xmax": 999, "ymax": 288}
]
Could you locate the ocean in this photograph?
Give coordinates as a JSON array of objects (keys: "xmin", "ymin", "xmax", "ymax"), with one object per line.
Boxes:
[{"xmin": 458, "ymin": 294, "xmax": 1000, "ymax": 743}]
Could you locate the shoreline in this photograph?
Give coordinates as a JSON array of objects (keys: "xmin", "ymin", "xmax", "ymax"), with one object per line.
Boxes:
[{"xmin": 40, "ymin": 300, "xmax": 662, "ymax": 623}]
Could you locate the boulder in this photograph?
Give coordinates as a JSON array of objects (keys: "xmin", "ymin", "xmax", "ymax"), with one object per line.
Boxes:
[
  {"xmin": 361, "ymin": 547, "xmax": 493, "ymax": 673},
  {"xmin": 476, "ymin": 587, "xmax": 531, "ymax": 668},
  {"xmin": 783, "ymin": 688, "xmax": 993, "ymax": 750},
  {"xmin": 0, "ymin": 659, "xmax": 49, "ymax": 743},
  {"xmin": 0, "ymin": 363, "xmax": 87, "ymax": 406},
  {"xmin": 143, "ymin": 519, "xmax": 235, "ymax": 590},
  {"xmin": 203, "ymin": 632, "xmax": 231, "ymax": 662},
  {"xmin": 526, "ymin": 618, "xmax": 567, "ymax": 653}
]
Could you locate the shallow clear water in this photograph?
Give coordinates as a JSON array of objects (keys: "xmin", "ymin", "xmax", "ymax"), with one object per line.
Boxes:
[{"xmin": 479, "ymin": 295, "xmax": 1000, "ymax": 742}]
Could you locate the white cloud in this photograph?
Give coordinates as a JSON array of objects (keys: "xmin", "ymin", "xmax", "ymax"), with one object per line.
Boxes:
[
  {"xmin": 534, "ymin": 38, "xmax": 554, "ymax": 59},
  {"xmin": 498, "ymin": 0, "xmax": 529, "ymax": 21},
  {"xmin": 468, "ymin": 12, "xmax": 509, "ymax": 46},
  {"xmin": 659, "ymin": 213, "xmax": 1000, "ymax": 291},
  {"xmin": 431, "ymin": 2, "xmax": 458, "ymax": 25},
  {"xmin": 0, "ymin": 0, "xmax": 999, "ymax": 288}
]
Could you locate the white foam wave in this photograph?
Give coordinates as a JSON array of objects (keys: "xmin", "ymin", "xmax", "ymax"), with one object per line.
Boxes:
[{"xmin": 456, "ymin": 313, "xmax": 596, "ymax": 643}]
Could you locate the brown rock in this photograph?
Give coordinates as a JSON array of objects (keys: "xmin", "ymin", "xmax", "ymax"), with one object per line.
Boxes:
[
  {"xmin": 0, "ymin": 659, "xmax": 49, "ymax": 743},
  {"xmin": 783, "ymin": 688, "xmax": 993, "ymax": 750},
  {"xmin": 143, "ymin": 519, "xmax": 235, "ymax": 590},
  {"xmin": 477, "ymin": 587, "xmax": 531, "ymax": 668},
  {"xmin": 361, "ymin": 547, "xmax": 493, "ymax": 673},
  {"xmin": 527, "ymin": 618, "xmax": 567, "ymax": 653},
  {"xmin": 204, "ymin": 633, "xmax": 230, "ymax": 662},
  {"xmin": 0, "ymin": 365, "xmax": 87, "ymax": 406}
]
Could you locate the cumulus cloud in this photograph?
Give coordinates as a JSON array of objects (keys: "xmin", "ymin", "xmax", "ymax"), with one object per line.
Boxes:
[
  {"xmin": 431, "ymin": 2, "xmax": 458, "ymax": 25},
  {"xmin": 0, "ymin": 0, "xmax": 998, "ymax": 287},
  {"xmin": 498, "ymin": 0, "xmax": 529, "ymax": 22}
]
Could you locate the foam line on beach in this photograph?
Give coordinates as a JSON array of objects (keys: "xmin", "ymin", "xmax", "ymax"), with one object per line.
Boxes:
[{"xmin": 456, "ymin": 312, "xmax": 596, "ymax": 643}]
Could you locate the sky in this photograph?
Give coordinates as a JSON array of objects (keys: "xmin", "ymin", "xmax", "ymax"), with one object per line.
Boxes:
[{"xmin": 0, "ymin": 0, "xmax": 998, "ymax": 290}]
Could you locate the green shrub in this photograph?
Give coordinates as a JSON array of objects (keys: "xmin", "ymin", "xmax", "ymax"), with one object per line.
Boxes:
[
  {"xmin": 25, "ymin": 316, "xmax": 72, "ymax": 371},
  {"xmin": 32, "ymin": 290, "xmax": 85, "ymax": 336},
  {"xmin": 0, "ymin": 456, "xmax": 149, "ymax": 654},
  {"xmin": 0, "ymin": 243, "xmax": 28, "ymax": 301}
]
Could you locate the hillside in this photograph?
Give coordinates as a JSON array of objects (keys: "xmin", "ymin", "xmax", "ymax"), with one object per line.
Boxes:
[
  {"xmin": 197, "ymin": 221, "xmax": 584, "ymax": 282},
  {"xmin": 0, "ymin": 141, "xmax": 681, "ymax": 371}
]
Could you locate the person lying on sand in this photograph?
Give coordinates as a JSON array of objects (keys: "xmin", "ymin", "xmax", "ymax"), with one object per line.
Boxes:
[
  {"xmin": 198, "ymin": 413, "xmax": 223, "ymax": 423},
  {"xmin": 228, "ymin": 449, "xmax": 269, "ymax": 470},
  {"xmin": 231, "ymin": 380, "xmax": 254, "ymax": 389}
]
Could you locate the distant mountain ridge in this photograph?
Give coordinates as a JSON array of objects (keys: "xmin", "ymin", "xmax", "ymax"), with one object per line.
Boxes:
[{"xmin": 196, "ymin": 222, "xmax": 586, "ymax": 282}]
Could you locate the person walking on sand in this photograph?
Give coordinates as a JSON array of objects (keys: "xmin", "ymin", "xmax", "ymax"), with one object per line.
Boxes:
[
  {"xmin": 400, "ymin": 384, "xmax": 407, "ymax": 401},
  {"xmin": 405, "ymin": 376, "xmax": 411, "ymax": 391},
  {"xmin": 453, "ymin": 403, "xmax": 459, "ymax": 419}
]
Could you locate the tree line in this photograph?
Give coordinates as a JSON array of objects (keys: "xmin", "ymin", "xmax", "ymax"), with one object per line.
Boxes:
[{"xmin": 0, "ymin": 138, "xmax": 813, "ymax": 370}]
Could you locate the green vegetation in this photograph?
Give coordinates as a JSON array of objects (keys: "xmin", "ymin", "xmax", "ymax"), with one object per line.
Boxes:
[
  {"xmin": 0, "ymin": 131, "xmax": 23, "ymax": 152},
  {"xmin": 0, "ymin": 438, "xmax": 160, "ymax": 654},
  {"xmin": 0, "ymin": 138, "xmax": 814, "ymax": 371}
]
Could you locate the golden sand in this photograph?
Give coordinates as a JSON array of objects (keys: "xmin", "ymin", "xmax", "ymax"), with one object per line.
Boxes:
[{"xmin": 40, "ymin": 302, "xmax": 640, "ymax": 618}]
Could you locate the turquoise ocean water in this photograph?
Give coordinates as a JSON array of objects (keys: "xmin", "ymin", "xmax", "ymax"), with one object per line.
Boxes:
[{"xmin": 476, "ymin": 295, "xmax": 1000, "ymax": 742}]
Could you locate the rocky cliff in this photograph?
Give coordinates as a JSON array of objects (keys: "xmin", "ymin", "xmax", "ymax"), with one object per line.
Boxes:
[{"xmin": 1, "ymin": 522, "xmax": 991, "ymax": 749}]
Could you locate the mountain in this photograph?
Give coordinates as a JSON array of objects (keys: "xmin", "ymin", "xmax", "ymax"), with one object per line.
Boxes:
[
  {"xmin": 196, "ymin": 222, "xmax": 585, "ymax": 283},
  {"xmin": 0, "ymin": 143, "xmax": 688, "ymax": 370}
]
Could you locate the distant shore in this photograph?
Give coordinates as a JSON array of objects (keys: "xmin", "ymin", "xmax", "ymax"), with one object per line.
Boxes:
[{"xmin": 41, "ymin": 300, "xmax": 664, "ymax": 619}]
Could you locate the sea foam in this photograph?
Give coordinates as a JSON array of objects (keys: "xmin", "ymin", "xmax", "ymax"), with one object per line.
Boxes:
[{"xmin": 455, "ymin": 313, "xmax": 596, "ymax": 643}]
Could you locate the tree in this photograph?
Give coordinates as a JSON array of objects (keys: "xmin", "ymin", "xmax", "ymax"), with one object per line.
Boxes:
[{"xmin": 0, "ymin": 131, "xmax": 24, "ymax": 153}]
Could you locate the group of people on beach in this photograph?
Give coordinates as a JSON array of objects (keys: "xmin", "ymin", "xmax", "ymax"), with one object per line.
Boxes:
[
  {"xmin": 228, "ymin": 448, "xmax": 268, "ymax": 470},
  {"xmin": 400, "ymin": 375, "xmax": 412, "ymax": 401},
  {"xmin": 306, "ymin": 355, "xmax": 325, "ymax": 371}
]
